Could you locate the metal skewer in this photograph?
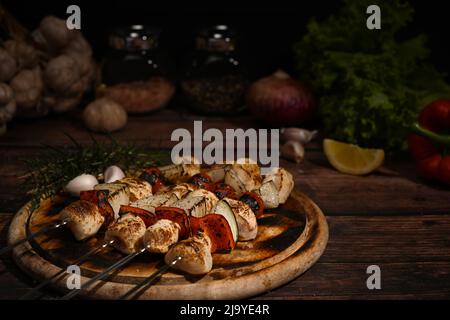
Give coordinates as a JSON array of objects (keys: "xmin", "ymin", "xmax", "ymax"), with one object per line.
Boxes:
[
  {"xmin": 0, "ymin": 220, "xmax": 68, "ymax": 256},
  {"xmin": 20, "ymin": 239, "xmax": 115, "ymax": 300},
  {"xmin": 60, "ymin": 246, "xmax": 147, "ymax": 300},
  {"xmin": 120, "ymin": 256, "xmax": 182, "ymax": 300}
]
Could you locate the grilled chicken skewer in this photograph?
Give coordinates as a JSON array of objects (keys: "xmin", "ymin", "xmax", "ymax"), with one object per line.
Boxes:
[
  {"xmin": 58, "ymin": 176, "xmax": 197, "ymax": 300},
  {"xmin": 21, "ymin": 174, "xmax": 195, "ymax": 299},
  {"xmin": 61, "ymin": 176, "xmax": 152, "ymax": 241},
  {"xmin": 32, "ymin": 160, "xmax": 287, "ymax": 248},
  {"xmin": 61, "ymin": 246, "xmax": 147, "ymax": 300},
  {"xmin": 62, "ymin": 179, "xmax": 200, "ymax": 256},
  {"xmin": 57, "ymin": 197, "xmax": 205, "ymax": 299},
  {"xmin": 164, "ymin": 193, "xmax": 261, "ymax": 275},
  {"xmin": 92, "ymin": 185, "xmax": 233, "ymax": 259},
  {"xmin": 118, "ymin": 191, "xmax": 261, "ymax": 277},
  {"xmin": 61, "ymin": 208, "xmax": 235, "ymax": 300},
  {"xmin": 106, "ymin": 187, "xmax": 219, "ymax": 255},
  {"xmin": 225, "ymin": 161, "xmax": 294, "ymax": 209},
  {"xmin": 127, "ymin": 172, "xmax": 263, "ymax": 255},
  {"xmin": 61, "ymin": 162, "xmax": 292, "ymax": 298},
  {"xmin": 46, "ymin": 167, "xmax": 173, "ymax": 242},
  {"xmin": 17, "ymin": 173, "xmax": 160, "ymax": 298},
  {"xmin": 60, "ymin": 192, "xmax": 218, "ymax": 300},
  {"xmin": 7, "ymin": 159, "xmax": 294, "ymax": 299},
  {"xmin": 0, "ymin": 169, "xmax": 156, "ymax": 258},
  {"xmin": 158, "ymin": 158, "xmax": 201, "ymax": 183},
  {"xmin": 103, "ymin": 182, "xmax": 202, "ymax": 254}
]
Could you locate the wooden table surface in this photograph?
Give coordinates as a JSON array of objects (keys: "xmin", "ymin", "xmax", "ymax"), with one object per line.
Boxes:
[{"xmin": 1, "ymin": 108, "xmax": 449, "ymax": 299}]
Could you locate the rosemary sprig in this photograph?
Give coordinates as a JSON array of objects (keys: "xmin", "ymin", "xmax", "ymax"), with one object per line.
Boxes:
[{"xmin": 22, "ymin": 134, "xmax": 170, "ymax": 206}]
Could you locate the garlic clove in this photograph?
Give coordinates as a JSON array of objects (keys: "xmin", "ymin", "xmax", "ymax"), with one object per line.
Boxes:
[
  {"xmin": 281, "ymin": 127, "xmax": 318, "ymax": 145},
  {"xmin": 104, "ymin": 165, "xmax": 125, "ymax": 183},
  {"xmin": 281, "ymin": 140, "xmax": 305, "ymax": 164},
  {"xmin": 64, "ymin": 174, "xmax": 99, "ymax": 197}
]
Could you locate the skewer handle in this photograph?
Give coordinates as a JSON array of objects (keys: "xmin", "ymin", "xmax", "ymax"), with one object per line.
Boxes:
[
  {"xmin": 20, "ymin": 239, "xmax": 115, "ymax": 300},
  {"xmin": 0, "ymin": 220, "xmax": 68, "ymax": 256},
  {"xmin": 61, "ymin": 247, "xmax": 146, "ymax": 300}
]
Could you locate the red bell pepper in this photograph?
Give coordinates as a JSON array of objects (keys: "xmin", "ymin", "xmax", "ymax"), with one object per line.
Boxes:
[
  {"xmin": 119, "ymin": 205, "xmax": 157, "ymax": 226},
  {"xmin": 408, "ymin": 99, "xmax": 450, "ymax": 185},
  {"xmin": 239, "ymin": 192, "xmax": 265, "ymax": 218},
  {"xmin": 190, "ymin": 214, "xmax": 236, "ymax": 252},
  {"xmin": 212, "ymin": 182, "xmax": 237, "ymax": 200},
  {"xmin": 80, "ymin": 190, "xmax": 115, "ymax": 227},
  {"xmin": 139, "ymin": 167, "xmax": 166, "ymax": 193},
  {"xmin": 154, "ymin": 207, "xmax": 191, "ymax": 238},
  {"xmin": 189, "ymin": 173, "xmax": 215, "ymax": 192}
]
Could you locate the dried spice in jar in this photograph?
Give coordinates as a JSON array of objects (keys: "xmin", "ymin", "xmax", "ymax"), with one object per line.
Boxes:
[
  {"xmin": 101, "ymin": 25, "xmax": 175, "ymax": 113},
  {"xmin": 181, "ymin": 25, "xmax": 249, "ymax": 115},
  {"xmin": 182, "ymin": 75, "xmax": 248, "ymax": 115}
]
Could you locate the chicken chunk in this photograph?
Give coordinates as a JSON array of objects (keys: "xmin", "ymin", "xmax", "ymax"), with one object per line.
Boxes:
[
  {"xmin": 105, "ymin": 214, "xmax": 146, "ymax": 254},
  {"xmin": 118, "ymin": 177, "xmax": 152, "ymax": 202},
  {"xmin": 165, "ymin": 232, "xmax": 213, "ymax": 275},
  {"xmin": 143, "ymin": 219, "xmax": 180, "ymax": 254},
  {"xmin": 60, "ymin": 200, "xmax": 105, "ymax": 241},
  {"xmin": 224, "ymin": 159, "xmax": 262, "ymax": 196}
]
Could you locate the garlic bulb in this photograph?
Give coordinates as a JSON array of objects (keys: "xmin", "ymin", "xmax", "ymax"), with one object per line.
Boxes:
[
  {"xmin": 104, "ymin": 165, "xmax": 125, "ymax": 183},
  {"xmin": 82, "ymin": 97, "xmax": 127, "ymax": 133},
  {"xmin": 64, "ymin": 174, "xmax": 99, "ymax": 197},
  {"xmin": 281, "ymin": 140, "xmax": 305, "ymax": 164},
  {"xmin": 281, "ymin": 127, "xmax": 318, "ymax": 145}
]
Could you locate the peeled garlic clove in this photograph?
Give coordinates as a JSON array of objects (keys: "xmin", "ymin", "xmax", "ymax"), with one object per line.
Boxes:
[
  {"xmin": 281, "ymin": 140, "xmax": 305, "ymax": 164},
  {"xmin": 65, "ymin": 174, "xmax": 99, "ymax": 197},
  {"xmin": 281, "ymin": 128, "xmax": 318, "ymax": 145},
  {"xmin": 104, "ymin": 165, "xmax": 125, "ymax": 183}
]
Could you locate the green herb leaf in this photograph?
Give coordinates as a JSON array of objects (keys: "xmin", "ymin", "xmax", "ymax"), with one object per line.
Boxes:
[
  {"xmin": 294, "ymin": 0, "xmax": 450, "ymax": 151},
  {"xmin": 22, "ymin": 135, "xmax": 170, "ymax": 205}
]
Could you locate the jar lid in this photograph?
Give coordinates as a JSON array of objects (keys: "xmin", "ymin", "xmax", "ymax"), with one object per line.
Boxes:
[
  {"xmin": 109, "ymin": 25, "xmax": 160, "ymax": 51},
  {"xmin": 196, "ymin": 25, "xmax": 236, "ymax": 52}
]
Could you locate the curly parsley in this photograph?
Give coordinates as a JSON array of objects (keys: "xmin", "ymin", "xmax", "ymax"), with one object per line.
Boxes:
[{"xmin": 294, "ymin": 0, "xmax": 450, "ymax": 151}]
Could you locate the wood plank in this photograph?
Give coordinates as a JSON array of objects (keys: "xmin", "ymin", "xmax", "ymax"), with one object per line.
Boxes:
[
  {"xmin": 0, "ymin": 109, "xmax": 261, "ymax": 148},
  {"xmin": 258, "ymin": 262, "xmax": 450, "ymax": 299},
  {"xmin": 1, "ymin": 214, "xmax": 449, "ymax": 299},
  {"xmin": 2, "ymin": 145, "xmax": 449, "ymax": 215},
  {"xmin": 281, "ymin": 155, "xmax": 450, "ymax": 216},
  {"xmin": 323, "ymin": 215, "xmax": 450, "ymax": 263},
  {"xmin": 1, "ymin": 109, "xmax": 450, "ymax": 215}
]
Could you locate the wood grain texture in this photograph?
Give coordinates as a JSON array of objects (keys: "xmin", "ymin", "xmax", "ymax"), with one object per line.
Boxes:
[
  {"xmin": 1, "ymin": 109, "xmax": 450, "ymax": 299},
  {"xmin": 1, "ymin": 146, "xmax": 449, "ymax": 215},
  {"xmin": 0, "ymin": 109, "xmax": 260, "ymax": 148},
  {"xmin": 1, "ymin": 109, "xmax": 449, "ymax": 215},
  {"xmin": 2, "ymin": 213, "xmax": 450, "ymax": 299}
]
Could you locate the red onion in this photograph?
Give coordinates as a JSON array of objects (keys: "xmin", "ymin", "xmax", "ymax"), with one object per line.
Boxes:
[{"xmin": 246, "ymin": 70, "xmax": 316, "ymax": 126}]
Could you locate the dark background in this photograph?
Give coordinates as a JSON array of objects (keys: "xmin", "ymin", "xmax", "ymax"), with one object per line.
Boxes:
[{"xmin": 2, "ymin": 0, "xmax": 450, "ymax": 79}]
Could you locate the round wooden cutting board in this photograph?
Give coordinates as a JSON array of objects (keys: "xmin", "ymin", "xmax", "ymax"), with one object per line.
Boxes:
[{"xmin": 8, "ymin": 190, "xmax": 328, "ymax": 299}]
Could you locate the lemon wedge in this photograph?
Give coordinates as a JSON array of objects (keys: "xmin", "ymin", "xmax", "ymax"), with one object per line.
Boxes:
[{"xmin": 323, "ymin": 139, "xmax": 385, "ymax": 175}]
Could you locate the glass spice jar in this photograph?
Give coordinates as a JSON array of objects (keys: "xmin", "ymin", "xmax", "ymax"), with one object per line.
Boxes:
[
  {"xmin": 181, "ymin": 25, "xmax": 249, "ymax": 115},
  {"xmin": 100, "ymin": 25, "xmax": 175, "ymax": 113}
]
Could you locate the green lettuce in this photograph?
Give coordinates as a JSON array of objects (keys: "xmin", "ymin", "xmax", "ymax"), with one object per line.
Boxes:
[{"xmin": 294, "ymin": 0, "xmax": 450, "ymax": 151}]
